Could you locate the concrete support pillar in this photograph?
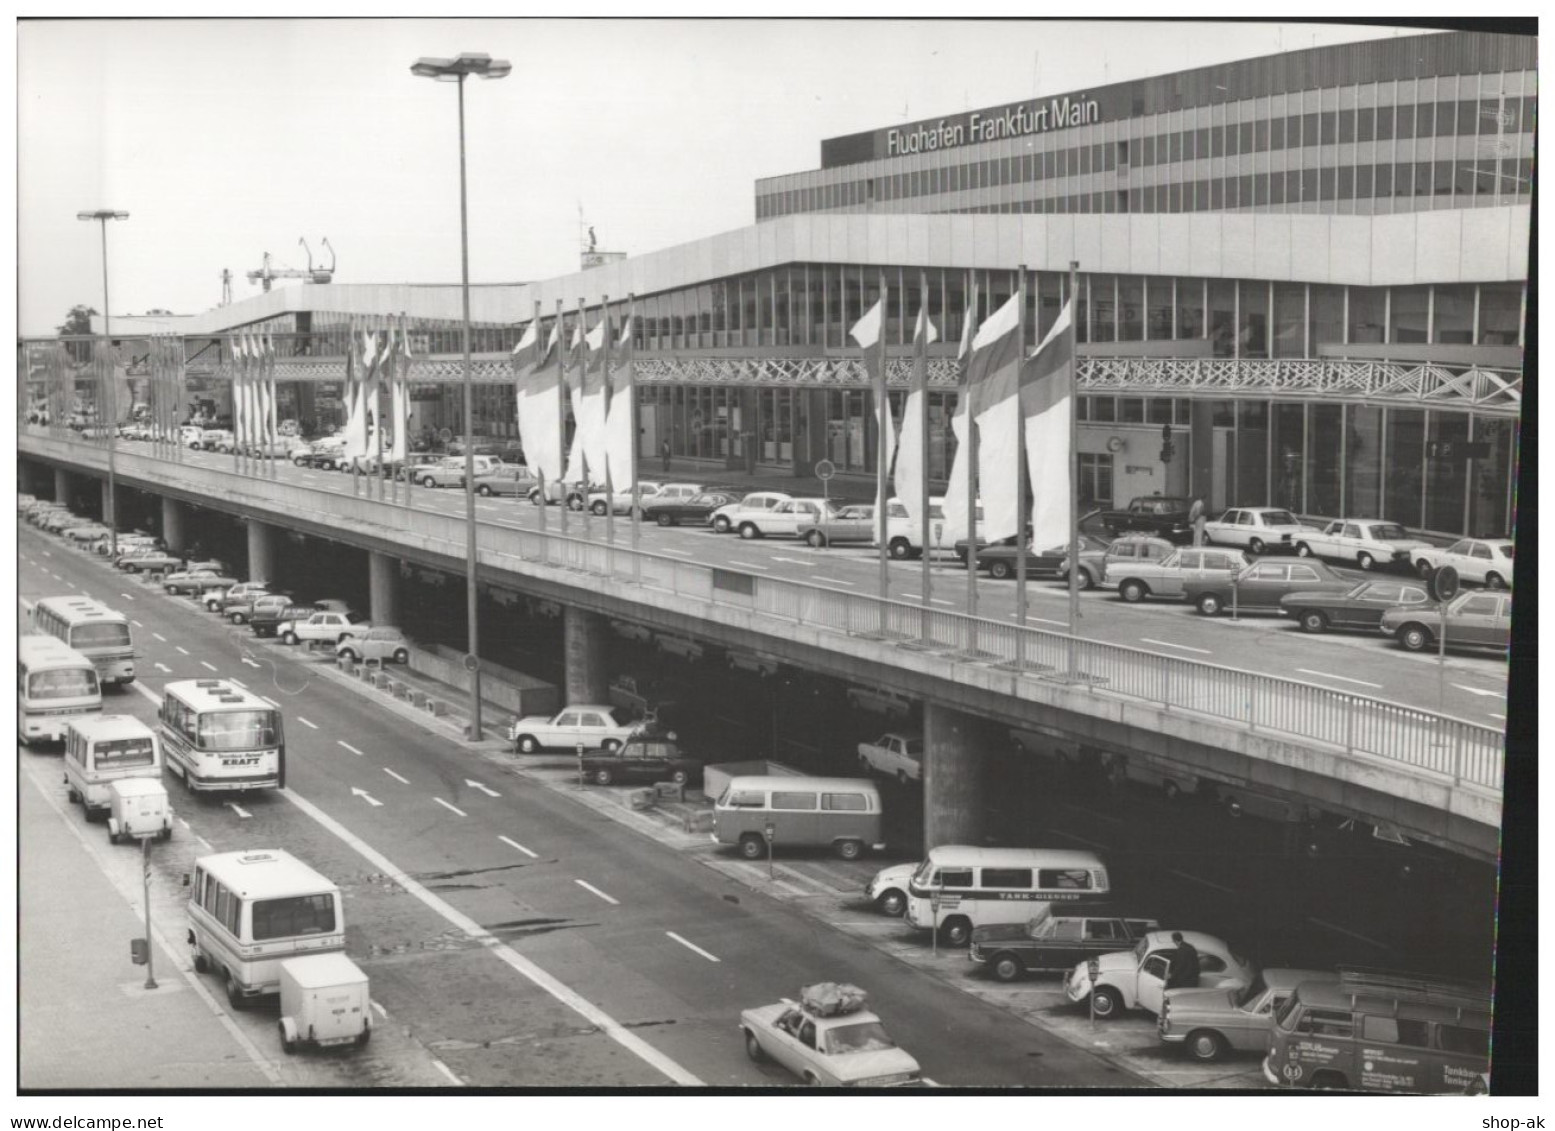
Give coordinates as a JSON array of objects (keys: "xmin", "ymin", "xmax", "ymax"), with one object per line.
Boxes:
[
  {"xmin": 161, "ymin": 498, "xmax": 187, "ymax": 554},
  {"xmin": 246, "ymin": 519, "xmax": 278, "ymax": 585},
  {"xmin": 1189, "ymin": 399, "xmax": 1216, "ymax": 510},
  {"xmin": 54, "ymin": 468, "xmax": 72, "ymax": 506},
  {"xmin": 100, "ymin": 479, "xmax": 114, "ymax": 526},
  {"xmin": 368, "ymin": 552, "xmax": 400, "ymax": 627},
  {"xmin": 923, "ymin": 700, "xmax": 989, "ymax": 849},
  {"xmin": 563, "ymin": 606, "xmax": 610, "ymax": 706}
]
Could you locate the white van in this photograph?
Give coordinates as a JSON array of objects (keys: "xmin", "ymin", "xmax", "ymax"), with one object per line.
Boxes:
[
  {"xmin": 187, "ymin": 849, "xmax": 344, "ymax": 1009},
  {"xmin": 62, "ymin": 715, "xmax": 162, "ymax": 822},
  {"xmin": 902, "ymin": 846, "xmax": 1111, "ymax": 946},
  {"xmin": 712, "ymin": 776, "xmax": 884, "ymax": 860}
]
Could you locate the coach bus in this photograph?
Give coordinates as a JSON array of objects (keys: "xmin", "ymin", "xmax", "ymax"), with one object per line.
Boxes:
[
  {"xmin": 160, "ymin": 679, "xmax": 285, "ymax": 791},
  {"xmin": 31, "ymin": 595, "xmax": 136, "ymax": 687},
  {"xmin": 18, "ymin": 635, "xmax": 102, "ymax": 746}
]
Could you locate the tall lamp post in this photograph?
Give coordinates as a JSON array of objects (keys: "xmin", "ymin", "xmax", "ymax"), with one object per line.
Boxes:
[
  {"xmin": 411, "ymin": 52, "xmax": 510, "ymax": 742},
  {"xmin": 78, "ymin": 209, "xmax": 129, "ymax": 559}
]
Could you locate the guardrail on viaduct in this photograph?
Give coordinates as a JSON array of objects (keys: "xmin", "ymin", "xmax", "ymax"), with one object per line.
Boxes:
[{"xmin": 23, "ymin": 432, "xmax": 1505, "ymax": 799}]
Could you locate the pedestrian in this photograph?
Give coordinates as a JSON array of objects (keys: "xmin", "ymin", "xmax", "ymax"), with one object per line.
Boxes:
[
  {"xmin": 660, "ymin": 437, "xmax": 672, "ymax": 472},
  {"xmin": 1189, "ymin": 496, "xmax": 1207, "ymax": 547},
  {"xmin": 1165, "ymin": 931, "xmax": 1200, "ymax": 989}
]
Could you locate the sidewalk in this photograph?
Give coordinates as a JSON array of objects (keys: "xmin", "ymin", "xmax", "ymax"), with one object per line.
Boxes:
[{"xmin": 19, "ymin": 756, "xmax": 278, "ymax": 1090}]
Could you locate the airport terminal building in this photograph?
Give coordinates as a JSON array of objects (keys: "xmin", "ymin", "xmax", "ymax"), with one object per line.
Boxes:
[{"xmin": 57, "ymin": 29, "xmax": 1530, "ymax": 539}]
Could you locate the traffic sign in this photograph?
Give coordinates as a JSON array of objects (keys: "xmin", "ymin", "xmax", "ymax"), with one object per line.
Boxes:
[
  {"xmin": 1430, "ymin": 565, "xmax": 1460, "ymax": 603},
  {"xmin": 814, "ymin": 460, "xmax": 836, "ymax": 482},
  {"xmin": 463, "ymin": 652, "xmax": 480, "ymax": 673}
]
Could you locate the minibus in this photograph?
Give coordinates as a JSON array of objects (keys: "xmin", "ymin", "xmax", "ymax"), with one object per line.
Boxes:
[
  {"xmin": 187, "ymin": 849, "xmax": 344, "ymax": 1008},
  {"xmin": 32, "ymin": 595, "xmax": 136, "ymax": 687},
  {"xmin": 902, "ymin": 846, "xmax": 1111, "ymax": 946},
  {"xmin": 712, "ymin": 776, "xmax": 883, "ymax": 860},
  {"xmin": 160, "ymin": 679, "xmax": 285, "ymax": 791},
  {"xmin": 18, "ymin": 635, "xmax": 102, "ymax": 745},
  {"xmin": 62, "ymin": 714, "xmax": 162, "ymax": 822}
]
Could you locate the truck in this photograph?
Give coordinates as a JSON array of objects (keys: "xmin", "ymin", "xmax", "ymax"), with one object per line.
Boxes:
[{"xmin": 1097, "ymin": 496, "xmax": 1194, "ymax": 543}]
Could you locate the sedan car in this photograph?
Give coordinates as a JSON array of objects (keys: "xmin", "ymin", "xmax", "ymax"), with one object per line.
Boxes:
[
  {"xmin": 800, "ymin": 504, "xmax": 877, "ymax": 548},
  {"xmin": 974, "ymin": 532, "xmax": 1111, "ymax": 583},
  {"xmin": 1184, "ymin": 558, "xmax": 1353, "ymax": 617},
  {"xmin": 585, "ymin": 480, "xmax": 676, "ymax": 515},
  {"xmin": 1105, "ymin": 545, "xmax": 1250, "ymax": 603},
  {"xmin": 1203, "ymin": 507, "xmax": 1319, "ymax": 555},
  {"xmin": 335, "ymin": 626, "xmax": 411, "ymax": 665},
  {"xmin": 733, "ymin": 497, "xmax": 838, "ymax": 540},
  {"xmin": 63, "ymin": 523, "xmax": 112, "ymax": 545},
  {"xmin": 470, "ymin": 465, "xmax": 541, "ymax": 497},
  {"xmin": 205, "ymin": 580, "xmax": 274, "ymax": 614},
  {"xmin": 250, "ymin": 600, "xmax": 327, "ymax": 638},
  {"xmin": 1279, "ymin": 578, "xmax": 1431, "ymax": 635},
  {"xmin": 581, "ymin": 734, "xmax": 702, "ymax": 787},
  {"xmin": 740, "ymin": 993, "xmax": 923, "ymax": 1087},
  {"xmin": 162, "ymin": 568, "xmax": 238, "ymax": 596},
  {"xmin": 1380, "ymin": 590, "xmax": 1512, "ymax": 654},
  {"xmin": 198, "ymin": 428, "xmax": 235, "ymax": 452},
  {"xmin": 276, "ymin": 610, "xmax": 370, "ymax": 646},
  {"xmin": 1293, "ymin": 519, "xmax": 1431, "ymax": 571},
  {"xmin": 1064, "ymin": 930, "xmax": 1256, "ymax": 1019},
  {"xmin": 1159, "ymin": 968, "xmax": 1338, "ymax": 1062},
  {"xmin": 969, "ymin": 904, "xmax": 1161, "ymax": 981},
  {"xmin": 642, "ymin": 489, "xmax": 742, "ymax": 527},
  {"xmin": 508, "ymin": 705, "xmax": 639, "ymax": 754},
  {"xmin": 710, "ymin": 491, "xmax": 793, "ymax": 534},
  {"xmin": 292, "ymin": 441, "xmax": 348, "ymax": 470},
  {"xmin": 1411, "ymin": 537, "xmax": 1515, "ymax": 589}
]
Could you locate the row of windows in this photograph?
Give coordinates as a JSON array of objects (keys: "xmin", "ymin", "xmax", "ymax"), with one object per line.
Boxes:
[
  {"xmin": 194, "ymin": 873, "xmax": 336, "ymax": 943},
  {"xmin": 726, "ymin": 790, "xmax": 869, "ymax": 811},
  {"xmin": 761, "ymin": 95, "xmax": 1534, "ymax": 216},
  {"xmin": 924, "ymin": 868, "xmax": 1096, "ymax": 890},
  {"xmin": 1292, "ymin": 1009, "xmax": 1488, "ymax": 1057}
]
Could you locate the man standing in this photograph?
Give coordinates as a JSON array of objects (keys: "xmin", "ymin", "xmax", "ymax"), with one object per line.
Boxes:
[
  {"xmin": 660, "ymin": 437, "xmax": 672, "ymax": 472},
  {"xmin": 1166, "ymin": 931, "xmax": 1200, "ymax": 989},
  {"xmin": 1189, "ymin": 497, "xmax": 1207, "ymax": 546}
]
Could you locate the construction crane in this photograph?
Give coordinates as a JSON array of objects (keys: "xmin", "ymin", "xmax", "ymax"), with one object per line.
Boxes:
[{"xmin": 247, "ymin": 237, "xmax": 335, "ymax": 292}]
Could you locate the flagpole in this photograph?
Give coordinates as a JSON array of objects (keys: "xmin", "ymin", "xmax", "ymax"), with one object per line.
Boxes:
[
  {"xmin": 918, "ymin": 269, "xmax": 932, "ymax": 628},
  {"xmin": 965, "ymin": 277, "xmax": 980, "ymax": 653},
  {"xmin": 532, "ymin": 302, "xmax": 544, "ymax": 535},
  {"xmin": 627, "ymin": 292, "xmax": 640, "ymax": 584},
  {"xmin": 1068, "ymin": 260, "xmax": 1081, "ymax": 679},
  {"xmin": 602, "ymin": 295, "xmax": 615, "ymax": 568},
  {"xmin": 556, "ymin": 298, "xmax": 568, "ymax": 538},
  {"xmin": 1015, "ymin": 265, "xmax": 1029, "ymax": 671},
  {"xmin": 577, "ymin": 297, "xmax": 591, "ymax": 542},
  {"xmin": 876, "ymin": 269, "xmax": 890, "ymax": 606},
  {"xmin": 403, "ymin": 316, "xmax": 415, "ymax": 510}
]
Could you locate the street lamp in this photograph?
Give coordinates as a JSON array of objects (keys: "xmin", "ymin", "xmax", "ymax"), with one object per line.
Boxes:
[
  {"xmin": 411, "ymin": 52, "xmax": 510, "ymax": 742},
  {"xmin": 78, "ymin": 209, "xmax": 130, "ymax": 559}
]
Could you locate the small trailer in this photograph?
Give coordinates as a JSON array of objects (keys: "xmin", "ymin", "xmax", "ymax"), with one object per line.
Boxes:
[
  {"xmin": 106, "ymin": 778, "xmax": 173, "ymax": 844},
  {"xmin": 277, "ymin": 953, "xmax": 372, "ymax": 1053}
]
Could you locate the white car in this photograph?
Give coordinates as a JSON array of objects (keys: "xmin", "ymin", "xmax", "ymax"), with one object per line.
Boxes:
[
  {"xmin": 1202, "ymin": 507, "xmax": 1318, "ymax": 555},
  {"xmin": 710, "ymin": 491, "xmax": 793, "ymax": 534},
  {"xmin": 1064, "ymin": 930, "xmax": 1257, "ymax": 1020},
  {"xmin": 584, "ymin": 480, "xmax": 665, "ymax": 515},
  {"xmin": 276, "ymin": 610, "xmax": 370, "ymax": 645},
  {"xmin": 865, "ymin": 863, "xmax": 915, "ymax": 917},
  {"xmin": 508, "ymin": 705, "xmax": 638, "ymax": 754},
  {"xmin": 732, "ymin": 497, "xmax": 838, "ymax": 540},
  {"xmin": 1410, "ymin": 537, "xmax": 1514, "ymax": 589},
  {"xmin": 857, "ymin": 733, "xmax": 923, "ymax": 783},
  {"xmin": 739, "ymin": 993, "xmax": 923, "ymax": 1088},
  {"xmin": 1293, "ymin": 519, "xmax": 1432, "ymax": 571}
]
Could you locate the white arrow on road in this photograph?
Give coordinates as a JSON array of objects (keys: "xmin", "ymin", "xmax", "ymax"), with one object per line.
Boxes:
[
  {"xmin": 241, "ymin": 657, "xmax": 262, "ymax": 668},
  {"xmin": 226, "ymin": 802, "xmax": 251, "ymax": 819},
  {"xmin": 351, "ymin": 787, "xmax": 383, "ymax": 808},
  {"xmin": 464, "ymin": 779, "xmax": 500, "ymax": 798},
  {"xmin": 1453, "ymin": 684, "xmax": 1505, "ymax": 699},
  {"xmin": 154, "ymin": 662, "xmax": 171, "ymax": 673}
]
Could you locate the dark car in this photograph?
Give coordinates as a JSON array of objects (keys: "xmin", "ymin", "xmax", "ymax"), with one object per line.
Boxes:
[
  {"xmin": 1379, "ymin": 590, "xmax": 1512, "ymax": 655},
  {"xmin": 1279, "ymin": 578, "xmax": 1431, "ymax": 635},
  {"xmin": 580, "ymin": 734, "xmax": 702, "ymax": 787},
  {"xmin": 115, "ymin": 548, "xmax": 185, "ymax": 574},
  {"xmin": 250, "ymin": 600, "xmax": 325, "ymax": 638},
  {"xmin": 642, "ymin": 489, "xmax": 742, "ymax": 527},
  {"xmin": 969, "ymin": 904, "xmax": 1161, "ymax": 982},
  {"xmin": 1183, "ymin": 558, "xmax": 1353, "ymax": 617},
  {"xmin": 976, "ymin": 533, "xmax": 1111, "ymax": 582},
  {"xmin": 1097, "ymin": 496, "xmax": 1194, "ymax": 543}
]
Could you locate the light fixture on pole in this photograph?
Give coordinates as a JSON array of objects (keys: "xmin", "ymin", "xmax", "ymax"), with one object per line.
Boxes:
[
  {"xmin": 411, "ymin": 52, "xmax": 511, "ymax": 742},
  {"xmin": 78, "ymin": 209, "xmax": 129, "ymax": 560}
]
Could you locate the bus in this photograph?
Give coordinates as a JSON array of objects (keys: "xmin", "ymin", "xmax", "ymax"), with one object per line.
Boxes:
[
  {"xmin": 32, "ymin": 595, "xmax": 136, "ymax": 687},
  {"xmin": 63, "ymin": 714, "xmax": 163, "ymax": 822},
  {"xmin": 902, "ymin": 846, "xmax": 1112, "ymax": 946},
  {"xmin": 18, "ymin": 635, "xmax": 102, "ymax": 745},
  {"xmin": 187, "ymin": 849, "xmax": 343, "ymax": 1008},
  {"xmin": 160, "ymin": 679, "xmax": 286, "ymax": 792}
]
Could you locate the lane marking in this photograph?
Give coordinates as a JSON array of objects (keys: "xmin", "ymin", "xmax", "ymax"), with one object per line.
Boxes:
[
  {"xmin": 351, "ymin": 787, "xmax": 383, "ymax": 808},
  {"xmin": 498, "ymin": 835, "xmax": 538, "ymax": 859},
  {"xmin": 175, "ymin": 646, "xmax": 189, "ymax": 655},
  {"xmin": 119, "ymin": 593, "xmax": 135, "ymax": 602},
  {"xmin": 154, "ymin": 663, "xmax": 171, "ymax": 673},
  {"xmin": 259, "ymin": 695, "xmax": 280, "ymax": 708},
  {"xmin": 131, "ymin": 619, "xmax": 143, "ymax": 627},
  {"xmin": 371, "ymin": 1001, "xmax": 387, "ymax": 1019},
  {"xmin": 1296, "ymin": 668, "xmax": 1382, "ymax": 689},
  {"xmin": 131, "ymin": 682, "xmax": 161, "ymax": 707},
  {"xmin": 153, "ymin": 632, "xmax": 166, "ymax": 642},
  {"xmin": 656, "ymin": 547, "xmax": 693, "ymax": 557},
  {"xmin": 464, "ymin": 779, "xmax": 501, "ymax": 798},
  {"xmin": 575, "ymin": 879, "xmax": 620, "ymax": 906},
  {"xmin": 200, "ymin": 661, "xmax": 218, "ymax": 672},
  {"xmin": 1168, "ymin": 868, "xmax": 1238, "ymax": 895},
  {"xmin": 1454, "ymin": 684, "xmax": 1506, "ymax": 699},
  {"xmin": 1489, "ymin": 712, "xmax": 1506, "ymax": 721},
  {"xmin": 1307, "ymin": 917, "xmax": 1390, "ymax": 950},
  {"xmin": 1014, "ymin": 613, "xmax": 1069, "ymax": 627},
  {"xmin": 277, "ymin": 789, "xmax": 702, "ymax": 1084},
  {"xmin": 382, "ymin": 768, "xmax": 409, "ymax": 785},
  {"xmin": 226, "ymin": 802, "xmax": 252, "ymax": 819},
  {"xmin": 666, "ymin": 931, "xmax": 720, "ymax": 963},
  {"xmin": 728, "ymin": 560, "xmax": 770, "ymax": 571},
  {"xmin": 297, "ymin": 717, "xmax": 318, "ymax": 729},
  {"xmin": 241, "ymin": 657, "xmax": 261, "ymax": 668},
  {"xmin": 1141, "ymin": 637, "xmax": 1213, "ymax": 655},
  {"xmin": 820, "ymin": 578, "xmax": 857, "ymax": 588},
  {"xmin": 434, "ymin": 797, "xmax": 467, "ymax": 818},
  {"xmin": 432, "ymin": 1060, "xmax": 464, "ymax": 1087},
  {"xmin": 770, "ymin": 556, "xmax": 815, "ymax": 567},
  {"xmin": 338, "ymin": 741, "xmax": 363, "ymax": 756}
]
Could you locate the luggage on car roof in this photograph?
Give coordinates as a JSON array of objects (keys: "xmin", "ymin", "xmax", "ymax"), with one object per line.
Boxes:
[{"xmin": 800, "ymin": 982, "xmax": 868, "ymax": 1017}]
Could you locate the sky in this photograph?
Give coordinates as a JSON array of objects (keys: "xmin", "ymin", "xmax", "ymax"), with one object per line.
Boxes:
[{"xmin": 15, "ymin": 17, "xmax": 1421, "ymax": 337}]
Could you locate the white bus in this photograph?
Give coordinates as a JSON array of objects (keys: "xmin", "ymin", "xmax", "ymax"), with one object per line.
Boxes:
[
  {"xmin": 160, "ymin": 679, "xmax": 286, "ymax": 792},
  {"xmin": 187, "ymin": 849, "xmax": 343, "ymax": 1008},
  {"xmin": 62, "ymin": 714, "xmax": 162, "ymax": 823},
  {"xmin": 17, "ymin": 635, "xmax": 102, "ymax": 745},
  {"xmin": 903, "ymin": 846, "xmax": 1111, "ymax": 946},
  {"xmin": 32, "ymin": 595, "xmax": 136, "ymax": 687}
]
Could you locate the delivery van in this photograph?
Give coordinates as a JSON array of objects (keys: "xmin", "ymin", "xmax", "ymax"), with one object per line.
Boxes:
[{"xmin": 712, "ymin": 775, "xmax": 883, "ymax": 860}]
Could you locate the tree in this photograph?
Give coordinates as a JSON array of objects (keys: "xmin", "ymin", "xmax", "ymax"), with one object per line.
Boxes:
[{"xmin": 58, "ymin": 304, "xmax": 98, "ymax": 363}]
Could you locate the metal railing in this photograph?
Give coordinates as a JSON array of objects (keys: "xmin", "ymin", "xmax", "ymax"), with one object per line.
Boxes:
[{"xmin": 23, "ymin": 430, "xmax": 1505, "ymax": 797}]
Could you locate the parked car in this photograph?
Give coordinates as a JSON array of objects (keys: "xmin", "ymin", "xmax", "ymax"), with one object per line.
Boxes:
[
  {"xmin": 607, "ymin": 674, "xmax": 679, "ymax": 721},
  {"xmin": 276, "ymin": 610, "xmax": 370, "ymax": 646},
  {"xmin": 470, "ymin": 465, "xmax": 540, "ymax": 497},
  {"xmin": 205, "ymin": 580, "xmax": 274, "ymax": 614},
  {"xmin": 642, "ymin": 489, "xmax": 742, "ymax": 527},
  {"xmin": 43, "ymin": 511, "xmax": 94, "ymax": 534},
  {"xmin": 581, "ymin": 733, "xmax": 702, "ymax": 786},
  {"xmin": 391, "ymin": 453, "xmax": 444, "ymax": 481},
  {"xmin": 178, "ymin": 425, "xmax": 206, "ymax": 447},
  {"xmin": 508, "ymin": 705, "xmax": 639, "ymax": 754},
  {"xmin": 220, "ymin": 586, "xmax": 291, "ymax": 624},
  {"xmin": 1063, "ymin": 930, "xmax": 1256, "ymax": 1019},
  {"xmin": 1159, "ymin": 968, "xmax": 1339, "ymax": 1062},
  {"xmin": 586, "ymin": 480, "xmax": 686, "ymax": 515},
  {"xmin": 1279, "ymin": 578, "xmax": 1432, "ymax": 635},
  {"xmin": 710, "ymin": 491, "xmax": 793, "ymax": 534},
  {"xmin": 865, "ymin": 863, "xmax": 914, "ymax": 917},
  {"xmin": 417, "ymin": 455, "xmax": 502, "ymax": 487},
  {"xmin": 969, "ymin": 904, "xmax": 1161, "ymax": 982},
  {"xmin": 293, "ymin": 440, "xmax": 347, "ymax": 470},
  {"xmin": 882, "ymin": 497, "xmax": 960, "ymax": 560},
  {"xmin": 978, "ymin": 532, "xmax": 1111, "ymax": 583},
  {"xmin": 800, "ymin": 504, "xmax": 878, "ymax": 548},
  {"xmin": 335, "ymin": 626, "xmax": 411, "ymax": 665},
  {"xmin": 251, "ymin": 600, "xmax": 328, "ymax": 639},
  {"xmin": 243, "ymin": 594, "xmax": 300, "ymax": 629},
  {"xmin": 1203, "ymin": 507, "xmax": 1319, "ymax": 555},
  {"xmin": 856, "ymin": 732, "xmax": 922, "ymax": 782},
  {"xmin": 198, "ymin": 428, "xmax": 235, "ymax": 452},
  {"xmin": 1292, "ymin": 519, "xmax": 1431, "ymax": 571},
  {"xmin": 1183, "ymin": 558, "xmax": 1353, "ymax": 617},
  {"xmin": 1097, "ymin": 495, "xmax": 1195, "ymax": 543},
  {"xmin": 1105, "ymin": 544, "xmax": 1251, "ymax": 603},
  {"xmin": 63, "ymin": 523, "xmax": 112, "ymax": 545},
  {"xmin": 733, "ymin": 497, "xmax": 839, "ymax": 540},
  {"xmin": 1379, "ymin": 590, "xmax": 1512, "ymax": 654},
  {"xmin": 739, "ymin": 989, "xmax": 923, "ymax": 1088},
  {"xmin": 163, "ymin": 568, "xmax": 238, "ymax": 596},
  {"xmin": 1097, "ymin": 535, "xmax": 1177, "ymax": 595},
  {"xmin": 1410, "ymin": 537, "xmax": 1515, "ymax": 589},
  {"xmin": 100, "ymin": 532, "xmax": 160, "ymax": 557}
]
